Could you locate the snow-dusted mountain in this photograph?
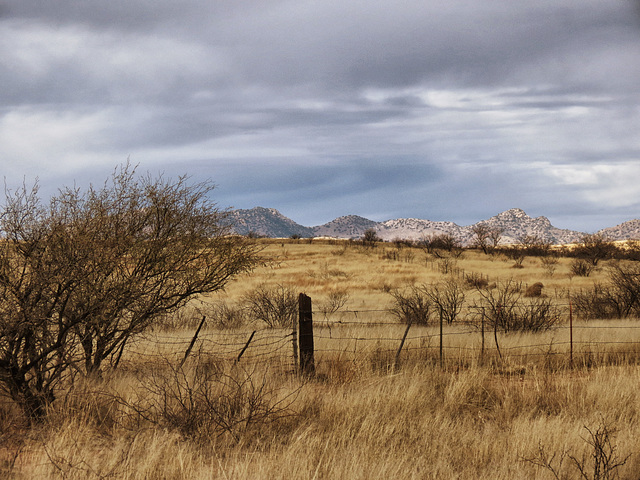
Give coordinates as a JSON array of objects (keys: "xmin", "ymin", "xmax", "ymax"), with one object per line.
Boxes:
[
  {"xmin": 376, "ymin": 218, "xmax": 465, "ymax": 242},
  {"xmin": 474, "ymin": 208, "xmax": 583, "ymax": 245},
  {"xmin": 227, "ymin": 207, "xmax": 314, "ymax": 238},
  {"xmin": 598, "ymin": 219, "xmax": 640, "ymax": 242},
  {"xmin": 228, "ymin": 207, "xmax": 639, "ymax": 245},
  {"xmin": 312, "ymin": 215, "xmax": 379, "ymax": 238}
]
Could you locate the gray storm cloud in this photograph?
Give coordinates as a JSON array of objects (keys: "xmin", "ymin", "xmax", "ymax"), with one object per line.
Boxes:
[{"xmin": 0, "ymin": 0, "xmax": 639, "ymax": 231}]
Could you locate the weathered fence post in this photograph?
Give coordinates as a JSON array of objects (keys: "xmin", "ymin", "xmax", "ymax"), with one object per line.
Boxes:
[
  {"xmin": 494, "ymin": 305, "xmax": 503, "ymax": 361},
  {"xmin": 569, "ymin": 297, "xmax": 574, "ymax": 368},
  {"xmin": 394, "ymin": 321, "xmax": 412, "ymax": 370},
  {"xmin": 298, "ymin": 293, "xmax": 315, "ymax": 375},
  {"xmin": 292, "ymin": 314, "xmax": 299, "ymax": 370},
  {"xmin": 236, "ymin": 330, "xmax": 256, "ymax": 364},
  {"xmin": 480, "ymin": 307, "xmax": 485, "ymax": 364},
  {"xmin": 179, "ymin": 315, "xmax": 206, "ymax": 368},
  {"xmin": 439, "ymin": 310, "xmax": 444, "ymax": 368}
]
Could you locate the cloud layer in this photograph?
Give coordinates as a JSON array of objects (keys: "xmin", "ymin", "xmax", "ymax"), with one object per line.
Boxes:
[{"xmin": 1, "ymin": 0, "xmax": 639, "ymax": 231}]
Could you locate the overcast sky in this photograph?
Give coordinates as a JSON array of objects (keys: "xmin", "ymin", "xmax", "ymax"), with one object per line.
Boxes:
[{"xmin": 1, "ymin": 1, "xmax": 639, "ymax": 232}]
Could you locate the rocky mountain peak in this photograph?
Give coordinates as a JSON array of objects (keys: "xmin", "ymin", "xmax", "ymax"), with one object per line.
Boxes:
[
  {"xmin": 228, "ymin": 207, "xmax": 639, "ymax": 244},
  {"xmin": 495, "ymin": 208, "xmax": 529, "ymax": 221}
]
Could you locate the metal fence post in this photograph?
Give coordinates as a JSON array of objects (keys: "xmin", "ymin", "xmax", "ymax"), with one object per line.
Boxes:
[{"xmin": 569, "ymin": 297, "xmax": 574, "ymax": 368}]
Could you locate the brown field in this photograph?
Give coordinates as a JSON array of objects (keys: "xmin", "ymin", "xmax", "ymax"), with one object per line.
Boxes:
[{"xmin": 4, "ymin": 239, "xmax": 640, "ymax": 479}]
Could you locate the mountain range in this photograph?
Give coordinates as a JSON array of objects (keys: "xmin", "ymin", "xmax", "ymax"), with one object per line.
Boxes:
[{"xmin": 227, "ymin": 207, "xmax": 640, "ymax": 246}]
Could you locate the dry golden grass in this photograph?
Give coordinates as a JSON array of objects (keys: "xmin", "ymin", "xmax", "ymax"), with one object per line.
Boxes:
[{"xmin": 4, "ymin": 240, "xmax": 640, "ymax": 479}]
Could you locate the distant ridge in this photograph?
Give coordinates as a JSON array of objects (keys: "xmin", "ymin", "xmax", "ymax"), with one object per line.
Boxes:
[
  {"xmin": 228, "ymin": 207, "xmax": 640, "ymax": 245},
  {"xmin": 227, "ymin": 207, "xmax": 314, "ymax": 238},
  {"xmin": 599, "ymin": 219, "xmax": 640, "ymax": 241}
]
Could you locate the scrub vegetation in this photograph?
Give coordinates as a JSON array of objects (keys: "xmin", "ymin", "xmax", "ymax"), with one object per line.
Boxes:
[{"xmin": 3, "ymin": 216, "xmax": 640, "ymax": 478}]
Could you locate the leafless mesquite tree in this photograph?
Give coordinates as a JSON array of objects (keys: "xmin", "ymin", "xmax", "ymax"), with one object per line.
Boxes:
[
  {"xmin": 576, "ymin": 233, "xmax": 615, "ymax": 266},
  {"xmin": 362, "ymin": 228, "xmax": 381, "ymax": 247},
  {"xmin": 0, "ymin": 165, "xmax": 261, "ymax": 420},
  {"xmin": 471, "ymin": 224, "xmax": 503, "ymax": 254}
]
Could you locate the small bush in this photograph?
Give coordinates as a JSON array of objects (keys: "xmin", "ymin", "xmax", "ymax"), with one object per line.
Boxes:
[
  {"xmin": 418, "ymin": 233, "xmax": 461, "ymax": 253},
  {"xmin": 389, "ymin": 286, "xmax": 432, "ymax": 325},
  {"xmin": 515, "ymin": 298, "xmax": 562, "ymax": 332},
  {"xmin": 437, "ymin": 256, "xmax": 458, "ymax": 275},
  {"xmin": 206, "ymin": 301, "xmax": 247, "ymax": 329},
  {"xmin": 572, "ymin": 284, "xmax": 620, "ymax": 320},
  {"xmin": 424, "ymin": 278, "xmax": 466, "ymax": 325},
  {"xmin": 475, "ymin": 279, "xmax": 559, "ymax": 332},
  {"xmin": 540, "ymin": 256, "xmax": 559, "ymax": 276},
  {"xmin": 243, "ymin": 283, "xmax": 298, "ymax": 328},
  {"xmin": 318, "ymin": 289, "xmax": 350, "ymax": 317},
  {"xmin": 571, "ymin": 259, "xmax": 595, "ymax": 277},
  {"xmin": 134, "ymin": 360, "xmax": 297, "ymax": 442},
  {"xmin": 465, "ymin": 272, "xmax": 489, "ymax": 289},
  {"xmin": 572, "ymin": 263, "xmax": 640, "ymax": 320}
]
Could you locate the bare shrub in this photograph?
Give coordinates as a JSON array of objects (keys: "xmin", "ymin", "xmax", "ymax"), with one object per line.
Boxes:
[
  {"xmin": 572, "ymin": 284, "xmax": 622, "ymax": 320},
  {"xmin": 159, "ymin": 302, "xmax": 245, "ymax": 330},
  {"xmin": 571, "ymin": 258, "xmax": 595, "ymax": 277},
  {"xmin": 243, "ymin": 283, "xmax": 298, "ymax": 328},
  {"xmin": 381, "ymin": 248, "xmax": 415, "ymax": 263},
  {"xmin": 464, "ymin": 272, "xmax": 489, "ymax": 289},
  {"xmin": 308, "ymin": 262, "xmax": 351, "ymax": 280},
  {"xmin": 515, "ymin": 298, "xmax": 562, "ymax": 332},
  {"xmin": 437, "ymin": 256, "xmax": 458, "ymax": 275},
  {"xmin": 572, "ymin": 262, "xmax": 640, "ymax": 320},
  {"xmin": 418, "ymin": 233, "xmax": 461, "ymax": 254},
  {"xmin": 527, "ymin": 420, "xmax": 631, "ymax": 480},
  {"xmin": 318, "ymin": 289, "xmax": 350, "ymax": 318},
  {"xmin": 510, "ymin": 249, "xmax": 526, "ymax": 268},
  {"xmin": 389, "ymin": 286, "xmax": 432, "ymax": 325},
  {"xmin": 607, "ymin": 262, "xmax": 640, "ymax": 317},
  {"xmin": 541, "ymin": 256, "xmax": 560, "ymax": 276},
  {"xmin": 362, "ymin": 228, "xmax": 381, "ymax": 247},
  {"xmin": 471, "ymin": 224, "xmax": 503, "ymax": 254},
  {"xmin": 474, "ymin": 279, "xmax": 559, "ymax": 332},
  {"xmin": 573, "ymin": 233, "xmax": 617, "ymax": 267},
  {"xmin": 569, "ymin": 422, "xmax": 630, "ymax": 480},
  {"xmin": 133, "ymin": 360, "xmax": 296, "ymax": 442},
  {"xmin": 474, "ymin": 279, "xmax": 522, "ymax": 332},
  {"xmin": 205, "ymin": 302, "xmax": 247, "ymax": 329},
  {"xmin": 424, "ymin": 278, "xmax": 466, "ymax": 325}
]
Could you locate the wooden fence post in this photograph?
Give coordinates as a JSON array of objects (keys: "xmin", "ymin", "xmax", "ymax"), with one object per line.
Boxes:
[
  {"xmin": 494, "ymin": 305, "xmax": 503, "ymax": 361},
  {"xmin": 480, "ymin": 307, "xmax": 485, "ymax": 364},
  {"xmin": 394, "ymin": 321, "xmax": 412, "ymax": 370},
  {"xmin": 179, "ymin": 315, "xmax": 206, "ymax": 368},
  {"xmin": 236, "ymin": 330, "xmax": 256, "ymax": 364},
  {"xmin": 439, "ymin": 310, "xmax": 444, "ymax": 368},
  {"xmin": 292, "ymin": 315, "xmax": 298, "ymax": 370},
  {"xmin": 298, "ymin": 293, "xmax": 315, "ymax": 375}
]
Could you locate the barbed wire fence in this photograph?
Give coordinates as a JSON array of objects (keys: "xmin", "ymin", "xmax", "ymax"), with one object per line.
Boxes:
[
  {"xmin": 118, "ymin": 326, "xmax": 297, "ymax": 374},
  {"xmin": 307, "ymin": 301, "xmax": 640, "ymax": 371},
  {"xmin": 116, "ymin": 296, "xmax": 640, "ymax": 375}
]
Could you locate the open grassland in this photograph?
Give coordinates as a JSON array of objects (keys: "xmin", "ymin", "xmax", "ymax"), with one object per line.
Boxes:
[{"xmin": 4, "ymin": 240, "xmax": 640, "ymax": 479}]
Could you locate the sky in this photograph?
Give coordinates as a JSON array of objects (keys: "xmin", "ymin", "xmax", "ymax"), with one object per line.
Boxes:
[{"xmin": 1, "ymin": 1, "xmax": 640, "ymax": 232}]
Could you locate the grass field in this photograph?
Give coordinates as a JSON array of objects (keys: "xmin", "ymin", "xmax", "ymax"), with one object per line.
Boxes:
[{"xmin": 3, "ymin": 240, "xmax": 640, "ymax": 479}]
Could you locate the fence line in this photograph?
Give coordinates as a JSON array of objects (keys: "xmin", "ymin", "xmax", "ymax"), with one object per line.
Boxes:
[
  {"xmin": 116, "ymin": 295, "xmax": 640, "ymax": 374},
  {"xmin": 123, "ymin": 327, "xmax": 296, "ymax": 369}
]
